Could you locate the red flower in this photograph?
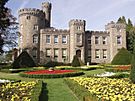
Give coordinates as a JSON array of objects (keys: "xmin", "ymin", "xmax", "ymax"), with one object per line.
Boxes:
[{"xmin": 25, "ymin": 70, "xmax": 76, "ymax": 74}]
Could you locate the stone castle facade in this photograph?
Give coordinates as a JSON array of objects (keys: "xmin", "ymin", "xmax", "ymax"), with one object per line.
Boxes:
[{"xmin": 18, "ymin": 2, "xmax": 126, "ymax": 64}]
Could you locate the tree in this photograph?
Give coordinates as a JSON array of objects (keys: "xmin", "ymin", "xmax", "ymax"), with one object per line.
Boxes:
[
  {"xmin": 127, "ymin": 28, "xmax": 135, "ymax": 53},
  {"xmin": 130, "ymin": 42, "xmax": 135, "ymax": 83},
  {"xmin": 71, "ymin": 55, "xmax": 80, "ymax": 67},
  {"xmin": 111, "ymin": 47, "xmax": 132, "ymax": 65},
  {"xmin": 117, "ymin": 16, "xmax": 126, "ymax": 24},
  {"xmin": 2, "ymin": 10, "xmax": 18, "ymax": 51},
  {"xmin": 0, "ymin": 0, "xmax": 10, "ymax": 54}
]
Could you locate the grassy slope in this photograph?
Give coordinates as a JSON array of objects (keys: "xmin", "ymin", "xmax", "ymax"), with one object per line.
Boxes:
[{"xmin": 0, "ymin": 69, "xmax": 105, "ymax": 101}]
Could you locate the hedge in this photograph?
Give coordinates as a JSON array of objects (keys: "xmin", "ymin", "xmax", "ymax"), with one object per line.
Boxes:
[
  {"xmin": 105, "ymin": 68, "xmax": 130, "ymax": 72},
  {"xmin": 56, "ymin": 67, "xmax": 97, "ymax": 71},
  {"xmin": 111, "ymin": 47, "xmax": 132, "ymax": 65},
  {"xmin": 64, "ymin": 79, "xmax": 98, "ymax": 101},
  {"xmin": 12, "ymin": 51, "xmax": 36, "ymax": 69},
  {"xmin": 20, "ymin": 71, "xmax": 84, "ymax": 79},
  {"xmin": 30, "ymin": 80, "xmax": 47, "ymax": 101}
]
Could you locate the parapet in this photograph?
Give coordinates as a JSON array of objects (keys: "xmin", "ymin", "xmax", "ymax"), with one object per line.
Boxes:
[
  {"xmin": 18, "ymin": 8, "xmax": 44, "ymax": 17},
  {"xmin": 105, "ymin": 21, "xmax": 126, "ymax": 30},
  {"xmin": 91, "ymin": 31, "xmax": 109, "ymax": 35},
  {"xmin": 69, "ymin": 19, "xmax": 86, "ymax": 26},
  {"xmin": 40, "ymin": 28, "xmax": 69, "ymax": 34}
]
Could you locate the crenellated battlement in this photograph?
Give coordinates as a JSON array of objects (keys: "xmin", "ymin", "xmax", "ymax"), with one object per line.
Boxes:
[
  {"xmin": 69, "ymin": 19, "xmax": 86, "ymax": 26},
  {"xmin": 18, "ymin": 8, "xmax": 44, "ymax": 17},
  {"xmin": 105, "ymin": 21, "xmax": 126, "ymax": 30},
  {"xmin": 91, "ymin": 31, "xmax": 109, "ymax": 34},
  {"xmin": 40, "ymin": 28, "xmax": 69, "ymax": 34}
]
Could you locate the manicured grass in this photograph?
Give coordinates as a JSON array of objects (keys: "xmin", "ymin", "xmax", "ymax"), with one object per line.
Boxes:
[
  {"xmin": 0, "ymin": 69, "xmax": 105, "ymax": 101},
  {"xmin": 0, "ymin": 72, "xmax": 78, "ymax": 101},
  {"xmin": 83, "ymin": 69, "xmax": 105, "ymax": 76}
]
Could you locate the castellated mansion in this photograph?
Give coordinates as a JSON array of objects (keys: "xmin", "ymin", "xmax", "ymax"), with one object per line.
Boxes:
[{"xmin": 18, "ymin": 2, "xmax": 126, "ymax": 64}]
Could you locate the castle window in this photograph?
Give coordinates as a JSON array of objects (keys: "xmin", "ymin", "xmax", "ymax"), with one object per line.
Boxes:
[
  {"xmin": 117, "ymin": 35, "xmax": 122, "ymax": 44},
  {"xmin": 34, "ymin": 25, "xmax": 38, "ymax": 30},
  {"xmin": 62, "ymin": 49, "xmax": 67, "ymax": 62},
  {"xmin": 95, "ymin": 49, "xmax": 100, "ymax": 59},
  {"xmin": 77, "ymin": 26, "xmax": 81, "ymax": 30},
  {"xmin": 103, "ymin": 49, "xmax": 107, "ymax": 59},
  {"xmin": 46, "ymin": 35, "xmax": 50, "ymax": 43},
  {"xmin": 95, "ymin": 36, "xmax": 99, "ymax": 44},
  {"xmin": 54, "ymin": 35, "xmax": 58, "ymax": 44},
  {"xmin": 54, "ymin": 49, "xmax": 58, "ymax": 61},
  {"xmin": 88, "ymin": 39, "xmax": 91, "ymax": 44},
  {"xmin": 46, "ymin": 49, "xmax": 51, "ymax": 57},
  {"xmin": 33, "ymin": 34, "xmax": 38, "ymax": 43},
  {"xmin": 62, "ymin": 35, "xmax": 67, "ymax": 44},
  {"xmin": 77, "ymin": 34, "xmax": 81, "ymax": 43},
  {"xmin": 26, "ymin": 16, "xmax": 31, "ymax": 20},
  {"xmin": 102, "ymin": 36, "xmax": 107, "ymax": 45}
]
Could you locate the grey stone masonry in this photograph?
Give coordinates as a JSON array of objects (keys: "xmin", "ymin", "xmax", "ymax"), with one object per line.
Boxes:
[{"xmin": 18, "ymin": 2, "xmax": 126, "ymax": 64}]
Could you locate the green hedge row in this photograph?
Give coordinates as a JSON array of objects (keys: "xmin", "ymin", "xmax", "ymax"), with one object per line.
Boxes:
[
  {"xmin": 0, "ymin": 69, "xmax": 26, "ymax": 73},
  {"xmin": 105, "ymin": 68, "xmax": 130, "ymax": 72},
  {"xmin": 30, "ymin": 80, "xmax": 47, "ymax": 101},
  {"xmin": 56, "ymin": 67, "xmax": 97, "ymax": 71},
  {"xmin": 20, "ymin": 71, "xmax": 84, "ymax": 79},
  {"xmin": 64, "ymin": 79, "xmax": 98, "ymax": 101}
]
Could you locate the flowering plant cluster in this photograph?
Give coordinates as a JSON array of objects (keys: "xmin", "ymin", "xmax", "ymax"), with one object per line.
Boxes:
[
  {"xmin": 114, "ymin": 65, "xmax": 131, "ymax": 70},
  {"xmin": 69, "ymin": 77, "xmax": 135, "ymax": 101},
  {"xmin": 25, "ymin": 70, "xmax": 75, "ymax": 74},
  {"xmin": 0, "ymin": 81, "xmax": 37, "ymax": 101}
]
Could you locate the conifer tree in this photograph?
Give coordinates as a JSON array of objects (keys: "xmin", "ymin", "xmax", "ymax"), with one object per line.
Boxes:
[
  {"xmin": 71, "ymin": 55, "xmax": 80, "ymax": 67},
  {"xmin": 130, "ymin": 42, "xmax": 135, "ymax": 83}
]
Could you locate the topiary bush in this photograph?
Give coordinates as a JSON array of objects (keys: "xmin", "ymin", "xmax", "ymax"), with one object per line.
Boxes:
[
  {"xmin": 12, "ymin": 51, "xmax": 36, "ymax": 69},
  {"xmin": 130, "ymin": 55, "xmax": 135, "ymax": 83},
  {"xmin": 111, "ymin": 47, "xmax": 132, "ymax": 65},
  {"xmin": 71, "ymin": 55, "xmax": 80, "ymax": 67},
  {"xmin": 44, "ymin": 61, "xmax": 59, "ymax": 68}
]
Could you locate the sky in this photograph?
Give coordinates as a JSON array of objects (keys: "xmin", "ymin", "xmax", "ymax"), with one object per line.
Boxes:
[{"xmin": 6, "ymin": 0, "xmax": 135, "ymax": 31}]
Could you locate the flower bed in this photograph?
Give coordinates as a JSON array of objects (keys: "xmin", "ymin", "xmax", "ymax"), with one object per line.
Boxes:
[
  {"xmin": 69, "ymin": 77, "xmax": 135, "ymax": 101},
  {"xmin": 20, "ymin": 70, "xmax": 84, "ymax": 78},
  {"xmin": 105, "ymin": 65, "xmax": 131, "ymax": 72},
  {"xmin": 0, "ymin": 81, "xmax": 37, "ymax": 101}
]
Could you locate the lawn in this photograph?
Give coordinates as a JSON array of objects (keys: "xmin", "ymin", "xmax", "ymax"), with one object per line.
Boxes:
[{"xmin": 0, "ymin": 69, "xmax": 105, "ymax": 101}]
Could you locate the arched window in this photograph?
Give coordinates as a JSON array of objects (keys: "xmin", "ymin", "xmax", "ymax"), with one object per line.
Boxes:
[{"xmin": 33, "ymin": 34, "xmax": 38, "ymax": 43}]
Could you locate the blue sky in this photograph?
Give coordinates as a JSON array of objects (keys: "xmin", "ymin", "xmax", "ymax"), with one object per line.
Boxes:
[{"xmin": 6, "ymin": 0, "xmax": 135, "ymax": 31}]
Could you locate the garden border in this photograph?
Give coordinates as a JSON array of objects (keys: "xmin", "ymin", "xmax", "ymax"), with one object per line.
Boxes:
[{"xmin": 20, "ymin": 71, "xmax": 84, "ymax": 78}]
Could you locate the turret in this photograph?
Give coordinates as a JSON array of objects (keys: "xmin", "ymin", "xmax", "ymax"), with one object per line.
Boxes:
[
  {"xmin": 18, "ymin": 8, "xmax": 45, "ymax": 63},
  {"xmin": 105, "ymin": 21, "xmax": 126, "ymax": 62},
  {"xmin": 42, "ymin": 2, "xmax": 52, "ymax": 28},
  {"xmin": 69, "ymin": 19, "xmax": 86, "ymax": 63}
]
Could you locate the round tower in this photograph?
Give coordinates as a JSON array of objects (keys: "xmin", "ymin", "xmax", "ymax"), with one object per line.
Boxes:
[
  {"xmin": 69, "ymin": 19, "xmax": 86, "ymax": 63},
  {"xmin": 18, "ymin": 8, "xmax": 45, "ymax": 63},
  {"xmin": 42, "ymin": 2, "xmax": 52, "ymax": 28}
]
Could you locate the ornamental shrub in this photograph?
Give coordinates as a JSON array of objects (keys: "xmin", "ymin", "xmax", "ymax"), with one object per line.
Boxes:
[
  {"xmin": 111, "ymin": 47, "xmax": 132, "ymax": 65},
  {"xmin": 12, "ymin": 51, "xmax": 36, "ymax": 69},
  {"xmin": 71, "ymin": 55, "xmax": 80, "ymax": 67},
  {"xmin": 44, "ymin": 61, "xmax": 59, "ymax": 67},
  {"xmin": 130, "ymin": 55, "xmax": 135, "ymax": 83}
]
